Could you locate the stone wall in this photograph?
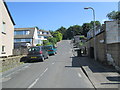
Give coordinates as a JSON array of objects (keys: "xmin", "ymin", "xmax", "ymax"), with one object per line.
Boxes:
[
  {"xmin": 105, "ymin": 21, "xmax": 120, "ymax": 71},
  {"xmin": 87, "ymin": 31, "xmax": 106, "ymax": 63},
  {"xmin": 0, "ymin": 55, "xmax": 25, "ymax": 72},
  {"xmin": 106, "ymin": 43, "xmax": 120, "ymax": 69}
]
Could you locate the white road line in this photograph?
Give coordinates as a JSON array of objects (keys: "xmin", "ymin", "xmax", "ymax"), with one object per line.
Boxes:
[
  {"xmin": 28, "ymin": 78, "xmax": 39, "ymax": 88},
  {"xmin": 78, "ymin": 73, "xmax": 82, "ymax": 78},
  {"xmin": 40, "ymin": 68, "xmax": 48, "ymax": 77},
  {"xmin": 28, "ymin": 68, "xmax": 48, "ymax": 89},
  {"xmin": 52, "ymin": 62, "xmax": 55, "ymax": 65}
]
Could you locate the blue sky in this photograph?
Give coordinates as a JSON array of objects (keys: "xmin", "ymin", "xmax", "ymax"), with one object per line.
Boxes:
[{"xmin": 7, "ymin": 2, "xmax": 118, "ymax": 31}]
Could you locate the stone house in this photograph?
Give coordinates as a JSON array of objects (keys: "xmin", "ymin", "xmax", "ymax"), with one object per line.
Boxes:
[
  {"xmin": 86, "ymin": 24, "xmax": 106, "ymax": 61},
  {"xmin": 0, "ymin": 0, "xmax": 15, "ymax": 57},
  {"xmin": 105, "ymin": 20, "xmax": 120, "ymax": 70},
  {"xmin": 86, "ymin": 20, "xmax": 120, "ymax": 71}
]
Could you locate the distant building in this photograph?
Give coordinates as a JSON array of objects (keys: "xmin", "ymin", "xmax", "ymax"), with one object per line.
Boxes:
[
  {"xmin": 14, "ymin": 28, "xmax": 52, "ymax": 48},
  {"xmin": 37, "ymin": 29, "xmax": 52, "ymax": 41},
  {"xmin": 74, "ymin": 35, "xmax": 86, "ymax": 43},
  {"xmin": 14, "ymin": 27, "xmax": 42, "ymax": 47},
  {"xmin": 0, "ymin": 1, "xmax": 15, "ymax": 57}
]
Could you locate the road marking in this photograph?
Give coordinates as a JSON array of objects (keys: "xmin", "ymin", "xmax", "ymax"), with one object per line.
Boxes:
[
  {"xmin": 52, "ymin": 62, "xmax": 55, "ymax": 65},
  {"xmin": 28, "ymin": 78, "xmax": 39, "ymax": 88},
  {"xmin": 28, "ymin": 68, "xmax": 48, "ymax": 89},
  {"xmin": 78, "ymin": 73, "xmax": 82, "ymax": 78},
  {"xmin": 40, "ymin": 68, "xmax": 48, "ymax": 77}
]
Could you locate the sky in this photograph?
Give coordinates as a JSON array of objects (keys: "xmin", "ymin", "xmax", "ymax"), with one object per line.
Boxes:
[{"xmin": 6, "ymin": 2, "xmax": 118, "ymax": 31}]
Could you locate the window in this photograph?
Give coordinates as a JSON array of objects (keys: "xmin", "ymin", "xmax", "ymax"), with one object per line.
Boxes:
[
  {"xmin": 1, "ymin": 46, "xmax": 6, "ymax": 54},
  {"xmin": 44, "ymin": 36, "xmax": 47, "ymax": 39},
  {"xmin": 14, "ymin": 39, "xmax": 32, "ymax": 43},
  {"xmin": 2, "ymin": 22, "xmax": 6, "ymax": 34},
  {"xmin": 14, "ymin": 31, "xmax": 30, "ymax": 35}
]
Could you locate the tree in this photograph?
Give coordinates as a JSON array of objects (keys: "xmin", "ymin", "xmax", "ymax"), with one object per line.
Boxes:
[
  {"xmin": 36, "ymin": 44, "xmax": 41, "ymax": 46},
  {"xmin": 107, "ymin": 11, "xmax": 120, "ymax": 20},
  {"xmin": 90, "ymin": 21, "xmax": 101, "ymax": 28},
  {"xmin": 53, "ymin": 31, "xmax": 63, "ymax": 42},
  {"xmin": 47, "ymin": 37, "xmax": 57, "ymax": 45},
  {"xmin": 82, "ymin": 23, "xmax": 92, "ymax": 37},
  {"xmin": 66, "ymin": 25, "xmax": 82, "ymax": 39},
  {"xmin": 43, "ymin": 40, "xmax": 51, "ymax": 46},
  {"xmin": 56, "ymin": 26, "xmax": 67, "ymax": 39}
]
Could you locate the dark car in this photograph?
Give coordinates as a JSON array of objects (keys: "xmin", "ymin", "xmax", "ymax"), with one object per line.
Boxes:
[
  {"xmin": 45, "ymin": 45, "xmax": 57, "ymax": 55},
  {"xmin": 27, "ymin": 46, "xmax": 48, "ymax": 62}
]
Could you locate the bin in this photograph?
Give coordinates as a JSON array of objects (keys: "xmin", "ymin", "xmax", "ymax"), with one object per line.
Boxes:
[{"xmin": 77, "ymin": 49, "xmax": 81, "ymax": 57}]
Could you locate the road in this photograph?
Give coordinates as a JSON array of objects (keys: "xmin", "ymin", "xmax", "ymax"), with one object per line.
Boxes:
[{"xmin": 2, "ymin": 40, "xmax": 94, "ymax": 88}]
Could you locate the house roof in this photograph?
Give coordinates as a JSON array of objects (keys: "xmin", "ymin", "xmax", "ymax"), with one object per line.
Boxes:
[
  {"xmin": 39, "ymin": 29, "xmax": 50, "ymax": 33},
  {"xmin": 14, "ymin": 27, "xmax": 36, "ymax": 39},
  {"xmin": 3, "ymin": 1, "xmax": 15, "ymax": 25}
]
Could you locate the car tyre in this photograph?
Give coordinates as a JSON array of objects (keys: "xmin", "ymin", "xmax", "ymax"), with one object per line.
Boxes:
[{"xmin": 41, "ymin": 57, "xmax": 44, "ymax": 62}]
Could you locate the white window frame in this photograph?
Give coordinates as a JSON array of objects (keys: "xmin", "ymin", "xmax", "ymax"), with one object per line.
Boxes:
[
  {"xmin": 2, "ymin": 22, "xmax": 6, "ymax": 34},
  {"xmin": 1, "ymin": 45, "xmax": 6, "ymax": 54}
]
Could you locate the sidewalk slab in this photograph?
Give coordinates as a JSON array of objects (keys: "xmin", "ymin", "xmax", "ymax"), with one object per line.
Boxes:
[{"xmin": 78, "ymin": 57, "xmax": 120, "ymax": 89}]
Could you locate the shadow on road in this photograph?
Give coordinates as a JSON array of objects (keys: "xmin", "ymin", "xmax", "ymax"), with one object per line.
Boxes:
[
  {"xmin": 20, "ymin": 57, "xmax": 43, "ymax": 63},
  {"xmin": 65, "ymin": 55, "xmax": 120, "ymax": 84},
  {"xmin": 65, "ymin": 56, "xmax": 82, "ymax": 68}
]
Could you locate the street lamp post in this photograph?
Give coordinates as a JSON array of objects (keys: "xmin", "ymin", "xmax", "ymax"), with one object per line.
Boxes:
[{"xmin": 84, "ymin": 7, "xmax": 97, "ymax": 60}]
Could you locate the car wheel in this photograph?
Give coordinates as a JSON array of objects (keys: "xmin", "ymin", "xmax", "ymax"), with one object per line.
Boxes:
[
  {"xmin": 41, "ymin": 57, "xmax": 44, "ymax": 62},
  {"xmin": 46, "ymin": 55, "xmax": 49, "ymax": 59},
  {"xmin": 55, "ymin": 52, "xmax": 57, "ymax": 54}
]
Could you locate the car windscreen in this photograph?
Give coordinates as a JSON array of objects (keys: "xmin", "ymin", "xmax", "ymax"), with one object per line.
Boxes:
[{"xmin": 28, "ymin": 47, "xmax": 40, "ymax": 52}]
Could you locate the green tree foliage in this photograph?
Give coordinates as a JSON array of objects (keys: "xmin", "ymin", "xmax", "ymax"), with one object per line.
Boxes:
[
  {"xmin": 90, "ymin": 21, "xmax": 101, "ymax": 28},
  {"xmin": 56, "ymin": 26, "xmax": 67, "ymax": 39},
  {"xmin": 52, "ymin": 31, "xmax": 63, "ymax": 42},
  {"xmin": 107, "ymin": 11, "xmax": 120, "ymax": 20},
  {"xmin": 82, "ymin": 23, "xmax": 92, "ymax": 37},
  {"xmin": 43, "ymin": 40, "xmax": 51, "ymax": 46},
  {"xmin": 36, "ymin": 44, "xmax": 41, "ymax": 46},
  {"xmin": 47, "ymin": 37, "xmax": 57, "ymax": 45},
  {"xmin": 66, "ymin": 25, "xmax": 82, "ymax": 39}
]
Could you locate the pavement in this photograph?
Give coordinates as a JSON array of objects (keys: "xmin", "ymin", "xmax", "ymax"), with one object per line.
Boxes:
[{"xmin": 72, "ymin": 47, "xmax": 120, "ymax": 89}]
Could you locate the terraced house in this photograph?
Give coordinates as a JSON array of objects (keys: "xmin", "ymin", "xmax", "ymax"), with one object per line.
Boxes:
[{"xmin": 0, "ymin": 0, "xmax": 15, "ymax": 57}]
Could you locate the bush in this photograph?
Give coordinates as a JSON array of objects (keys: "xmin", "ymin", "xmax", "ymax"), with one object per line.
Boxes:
[
  {"xmin": 36, "ymin": 44, "xmax": 41, "ymax": 46},
  {"xmin": 48, "ymin": 37, "xmax": 57, "ymax": 45},
  {"xmin": 43, "ymin": 40, "xmax": 52, "ymax": 46}
]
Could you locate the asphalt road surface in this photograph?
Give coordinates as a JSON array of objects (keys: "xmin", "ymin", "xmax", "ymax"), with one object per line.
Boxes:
[{"xmin": 2, "ymin": 40, "xmax": 94, "ymax": 88}]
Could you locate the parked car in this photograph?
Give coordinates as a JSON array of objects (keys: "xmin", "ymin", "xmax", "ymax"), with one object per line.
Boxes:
[
  {"xmin": 45, "ymin": 45, "xmax": 57, "ymax": 55},
  {"xmin": 26, "ymin": 46, "xmax": 48, "ymax": 62}
]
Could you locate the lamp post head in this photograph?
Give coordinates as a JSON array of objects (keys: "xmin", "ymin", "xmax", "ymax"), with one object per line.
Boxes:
[{"xmin": 84, "ymin": 7, "xmax": 93, "ymax": 10}]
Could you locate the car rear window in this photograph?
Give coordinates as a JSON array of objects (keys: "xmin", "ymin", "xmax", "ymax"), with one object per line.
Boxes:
[
  {"xmin": 28, "ymin": 47, "xmax": 40, "ymax": 52},
  {"xmin": 47, "ymin": 46, "xmax": 52, "ymax": 49}
]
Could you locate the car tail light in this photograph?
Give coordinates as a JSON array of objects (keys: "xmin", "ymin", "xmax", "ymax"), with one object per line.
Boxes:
[
  {"xmin": 40, "ymin": 51, "xmax": 43, "ymax": 54},
  {"xmin": 48, "ymin": 50, "xmax": 53, "ymax": 51}
]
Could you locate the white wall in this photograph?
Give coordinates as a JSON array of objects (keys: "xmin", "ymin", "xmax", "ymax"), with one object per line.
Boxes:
[{"xmin": 0, "ymin": 0, "xmax": 14, "ymax": 57}]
